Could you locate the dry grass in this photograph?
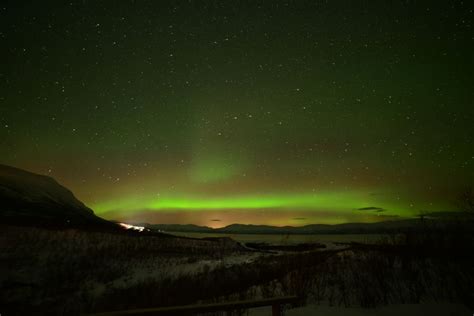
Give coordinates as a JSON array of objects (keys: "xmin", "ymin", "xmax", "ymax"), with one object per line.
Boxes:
[{"xmin": 1, "ymin": 222, "xmax": 474, "ymax": 315}]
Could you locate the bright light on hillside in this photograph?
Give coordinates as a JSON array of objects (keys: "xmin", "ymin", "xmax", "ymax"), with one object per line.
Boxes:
[{"xmin": 118, "ymin": 222, "xmax": 145, "ymax": 232}]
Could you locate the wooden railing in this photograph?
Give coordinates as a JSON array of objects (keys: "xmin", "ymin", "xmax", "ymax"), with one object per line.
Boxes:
[{"xmin": 88, "ymin": 295, "xmax": 300, "ymax": 316}]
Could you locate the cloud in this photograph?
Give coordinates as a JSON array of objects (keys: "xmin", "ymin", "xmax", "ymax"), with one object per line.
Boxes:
[
  {"xmin": 292, "ymin": 217, "xmax": 307, "ymax": 220},
  {"xmin": 210, "ymin": 219, "xmax": 221, "ymax": 222},
  {"xmin": 357, "ymin": 206, "xmax": 386, "ymax": 212}
]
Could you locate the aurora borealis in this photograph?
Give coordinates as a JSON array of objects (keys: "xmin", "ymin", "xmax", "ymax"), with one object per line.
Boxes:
[{"xmin": 1, "ymin": 1, "xmax": 473, "ymax": 227}]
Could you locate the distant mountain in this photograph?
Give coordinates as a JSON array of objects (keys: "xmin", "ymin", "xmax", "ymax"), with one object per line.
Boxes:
[
  {"xmin": 0, "ymin": 164, "xmax": 117, "ymax": 229},
  {"xmin": 146, "ymin": 223, "xmax": 214, "ymax": 233},
  {"xmin": 218, "ymin": 221, "xmax": 423, "ymax": 234},
  {"xmin": 148, "ymin": 217, "xmax": 474, "ymax": 235}
]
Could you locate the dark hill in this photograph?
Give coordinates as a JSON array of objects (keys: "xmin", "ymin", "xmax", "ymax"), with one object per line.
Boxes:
[{"xmin": 0, "ymin": 164, "xmax": 117, "ymax": 229}]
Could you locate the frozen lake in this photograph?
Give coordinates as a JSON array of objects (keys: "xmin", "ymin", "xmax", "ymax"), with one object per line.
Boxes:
[{"xmin": 168, "ymin": 231, "xmax": 386, "ymax": 245}]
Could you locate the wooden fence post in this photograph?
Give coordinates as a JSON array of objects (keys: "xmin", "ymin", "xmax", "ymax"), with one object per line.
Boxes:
[{"xmin": 272, "ymin": 303, "xmax": 281, "ymax": 316}]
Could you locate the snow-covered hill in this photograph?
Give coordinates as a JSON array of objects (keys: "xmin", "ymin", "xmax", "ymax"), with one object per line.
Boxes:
[{"xmin": 0, "ymin": 164, "xmax": 114, "ymax": 228}]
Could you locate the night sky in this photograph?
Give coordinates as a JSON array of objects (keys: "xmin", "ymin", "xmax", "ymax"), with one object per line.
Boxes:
[{"xmin": 1, "ymin": 1, "xmax": 473, "ymax": 227}]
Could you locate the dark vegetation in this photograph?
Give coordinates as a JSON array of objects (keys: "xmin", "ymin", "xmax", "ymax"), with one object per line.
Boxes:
[
  {"xmin": 0, "ymin": 225, "xmax": 246, "ymax": 315},
  {"xmin": 2, "ymin": 218, "xmax": 474, "ymax": 315},
  {"xmin": 245, "ymin": 242, "xmax": 326, "ymax": 252},
  {"xmin": 2, "ymin": 165, "xmax": 473, "ymax": 314}
]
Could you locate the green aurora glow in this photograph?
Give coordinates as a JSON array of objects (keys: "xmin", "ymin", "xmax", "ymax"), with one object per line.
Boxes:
[
  {"xmin": 93, "ymin": 191, "xmax": 447, "ymax": 218},
  {"xmin": 1, "ymin": 2, "xmax": 472, "ymax": 226}
]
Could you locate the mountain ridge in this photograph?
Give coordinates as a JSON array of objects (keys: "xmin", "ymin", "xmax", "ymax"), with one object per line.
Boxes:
[
  {"xmin": 146, "ymin": 215, "xmax": 474, "ymax": 235},
  {"xmin": 0, "ymin": 164, "xmax": 117, "ymax": 229}
]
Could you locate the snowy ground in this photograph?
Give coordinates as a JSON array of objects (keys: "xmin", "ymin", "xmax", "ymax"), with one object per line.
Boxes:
[
  {"xmin": 249, "ymin": 302, "xmax": 471, "ymax": 316},
  {"xmin": 108, "ymin": 252, "xmax": 265, "ymax": 290},
  {"xmin": 3, "ymin": 225, "xmax": 473, "ymax": 315}
]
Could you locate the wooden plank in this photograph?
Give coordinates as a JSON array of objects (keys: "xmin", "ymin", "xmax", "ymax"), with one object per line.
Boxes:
[{"xmin": 88, "ymin": 295, "xmax": 299, "ymax": 316}]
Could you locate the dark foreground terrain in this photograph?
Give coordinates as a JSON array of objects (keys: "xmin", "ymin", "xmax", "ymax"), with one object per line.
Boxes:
[{"xmin": 1, "ymin": 221, "xmax": 474, "ymax": 315}]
